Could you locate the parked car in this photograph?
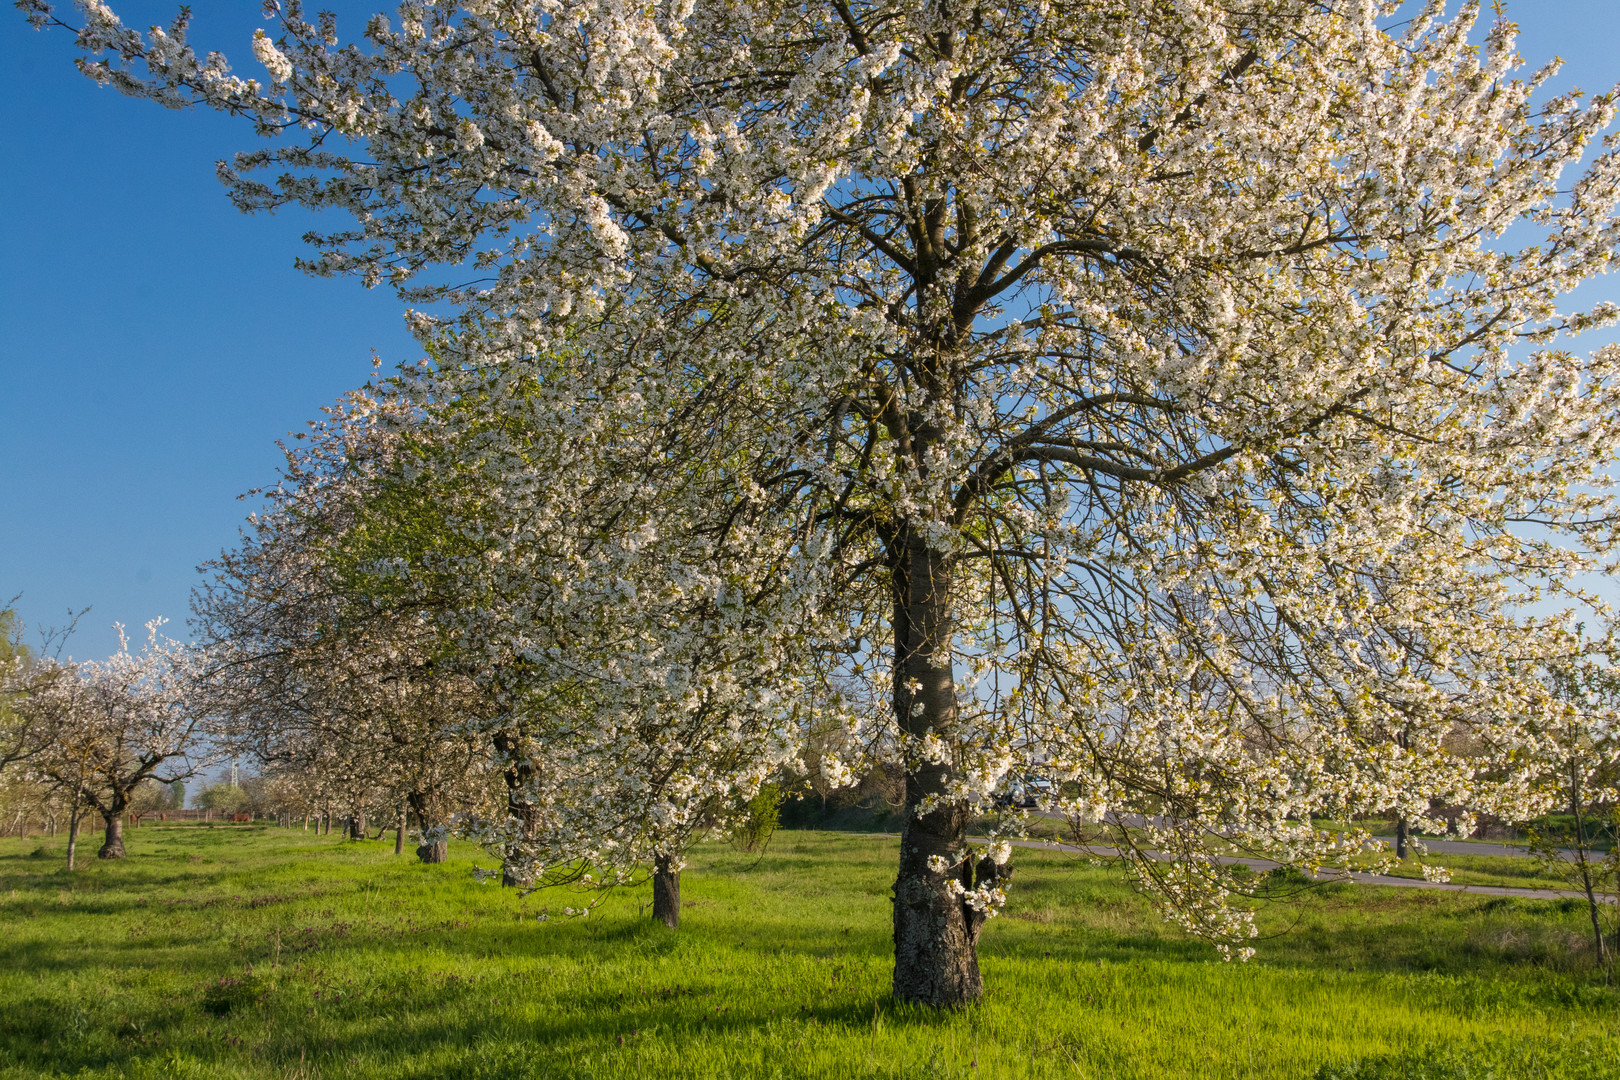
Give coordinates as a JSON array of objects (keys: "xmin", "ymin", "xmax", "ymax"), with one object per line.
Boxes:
[{"xmin": 994, "ymin": 774, "xmax": 1055, "ymax": 809}]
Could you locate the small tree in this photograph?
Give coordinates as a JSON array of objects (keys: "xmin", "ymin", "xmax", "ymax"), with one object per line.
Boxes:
[
  {"xmin": 1520, "ymin": 664, "xmax": 1620, "ymax": 965},
  {"xmin": 194, "ymin": 780, "xmax": 251, "ymax": 816},
  {"xmin": 0, "ymin": 606, "xmax": 47, "ymax": 776},
  {"xmin": 24, "ymin": 624, "xmax": 213, "ymax": 860},
  {"xmin": 192, "ymin": 388, "xmax": 508, "ymax": 865},
  {"xmin": 126, "ymin": 778, "xmax": 172, "ymax": 825},
  {"xmin": 729, "ymin": 784, "xmax": 783, "ymax": 856}
]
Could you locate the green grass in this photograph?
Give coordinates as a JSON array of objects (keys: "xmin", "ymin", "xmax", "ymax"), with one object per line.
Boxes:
[
  {"xmin": 1, "ymin": 826, "xmax": 1617, "ymax": 1079},
  {"xmin": 1354, "ymin": 852, "xmax": 1578, "ymax": 891}
]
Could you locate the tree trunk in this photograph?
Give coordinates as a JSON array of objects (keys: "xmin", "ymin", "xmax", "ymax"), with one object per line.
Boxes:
[
  {"xmin": 66, "ymin": 808, "xmax": 81, "ymax": 870},
  {"xmin": 98, "ymin": 810, "xmax": 127, "ymax": 859},
  {"xmin": 495, "ymin": 729, "xmax": 539, "ymax": 887},
  {"xmin": 1578, "ymin": 857, "xmax": 1608, "ymax": 964},
  {"xmin": 500, "ymin": 803, "xmax": 538, "ymax": 886},
  {"xmin": 889, "ymin": 528, "xmax": 1000, "ymax": 1007},
  {"xmin": 394, "ymin": 805, "xmax": 406, "ymax": 856},
  {"xmin": 1568, "ymin": 783, "xmax": 1608, "ymax": 964},
  {"xmin": 652, "ymin": 853, "xmax": 681, "ymax": 929},
  {"xmin": 408, "ymin": 793, "xmax": 447, "ymax": 862},
  {"xmin": 1395, "ymin": 816, "xmax": 1408, "ymax": 860}
]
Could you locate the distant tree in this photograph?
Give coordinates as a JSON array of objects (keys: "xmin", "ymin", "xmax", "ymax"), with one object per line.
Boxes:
[
  {"xmin": 125, "ymin": 778, "xmax": 173, "ymax": 824},
  {"xmin": 193, "ymin": 780, "xmax": 250, "ymax": 816},
  {"xmin": 1521, "ymin": 664, "xmax": 1620, "ymax": 965},
  {"xmin": 194, "ymin": 390, "xmax": 501, "ymax": 863},
  {"xmin": 23, "ymin": 623, "xmax": 214, "ymax": 861},
  {"xmin": 0, "ymin": 605, "xmax": 43, "ymax": 773}
]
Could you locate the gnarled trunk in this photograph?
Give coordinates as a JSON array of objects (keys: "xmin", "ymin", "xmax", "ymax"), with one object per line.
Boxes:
[
  {"xmin": 889, "ymin": 528, "xmax": 997, "ymax": 1007},
  {"xmin": 409, "ymin": 792, "xmax": 447, "ymax": 863},
  {"xmin": 98, "ymin": 810, "xmax": 126, "ymax": 859},
  {"xmin": 652, "ymin": 853, "xmax": 680, "ymax": 929},
  {"xmin": 500, "ymin": 804, "xmax": 538, "ymax": 886},
  {"xmin": 494, "ymin": 730, "xmax": 539, "ymax": 886}
]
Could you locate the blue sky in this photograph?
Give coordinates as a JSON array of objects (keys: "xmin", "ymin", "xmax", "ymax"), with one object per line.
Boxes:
[
  {"xmin": 2, "ymin": 3, "xmax": 418, "ymax": 661},
  {"xmin": 5, "ymin": 1, "xmax": 1620, "ymax": 662}
]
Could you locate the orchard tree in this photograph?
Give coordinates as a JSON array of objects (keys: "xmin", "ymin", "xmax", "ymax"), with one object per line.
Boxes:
[
  {"xmin": 23, "ymin": 623, "xmax": 213, "ymax": 861},
  {"xmin": 29, "ymin": 0, "xmax": 1620, "ymax": 1004},
  {"xmin": 0, "ymin": 607, "xmax": 35, "ymax": 773},
  {"xmin": 0, "ymin": 606, "xmax": 56, "ymax": 776},
  {"xmin": 199, "ymin": 376, "xmax": 837, "ymax": 906},
  {"xmin": 194, "ymin": 398, "xmax": 500, "ymax": 863},
  {"xmin": 1519, "ymin": 662, "xmax": 1620, "ymax": 964}
]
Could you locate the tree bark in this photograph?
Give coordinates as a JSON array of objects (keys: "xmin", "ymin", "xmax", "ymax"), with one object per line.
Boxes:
[
  {"xmin": 394, "ymin": 805, "xmax": 406, "ymax": 856},
  {"xmin": 494, "ymin": 729, "xmax": 539, "ymax": 886},
  {"xmin": 408, "ymin": 793, "xmax": 448, "ymax": 862},
  {"xmin": 889, "ymin": 528, "xmax": 998, "ymax": 1007},
  {"xmin": 652, "ymin": 853, "xmax": 681, "ymax": 929},
  {"xmin": 1567, "ymin": 776, "xmax": 1609, "ymax": 965},
  {"xmin": 1395, "ymin": 816, "xmax": 1408, "ymax": 860},
  {"xmin": 98, "ymin": 810, "xmax": 127, "ymax": 859},
  {"xmin": 500, "ymin": 804, "xmax": 538, "ymax": 885},
  {"xmin": 65, "ymin": 807, "xmax": 81, "ymax": 871}
]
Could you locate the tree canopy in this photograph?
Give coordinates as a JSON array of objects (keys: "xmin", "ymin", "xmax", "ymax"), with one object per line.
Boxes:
[{"xmin": 29, "ymin": 0, "xmax": 1620, "ymax": 1003}]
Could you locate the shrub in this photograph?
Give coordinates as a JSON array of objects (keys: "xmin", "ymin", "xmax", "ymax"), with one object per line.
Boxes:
[{"xmin": 729, "ymin": 783, "xmax": 782, "ymax": 854}]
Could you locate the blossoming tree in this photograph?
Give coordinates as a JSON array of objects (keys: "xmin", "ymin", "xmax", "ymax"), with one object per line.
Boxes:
[
  {"xmin": 198, "ymin": 373, "xmax": 841, "ymax": 918},
  {"xmin": 194, "ymin": 389, "xmax": 505, "ymax": 863},
  {"xmin": 28, "ymin": 0, "xmax": 1620, "ymax": 1003},
  {"xmin": 22, "ymin": 623, "xmax": 213, "ymax": 863}
]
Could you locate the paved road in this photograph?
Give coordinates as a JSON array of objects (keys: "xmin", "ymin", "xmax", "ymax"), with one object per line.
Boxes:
[
  {"xmin": 849, "ymin": 832, "xmax": 1590, "ymax": 901},
  {"xmin": 1366, "ymin": 835, "xmax": 1529, "ymax": 857}
]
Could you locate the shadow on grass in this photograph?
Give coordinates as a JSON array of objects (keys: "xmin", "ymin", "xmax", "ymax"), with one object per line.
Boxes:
[{"xmin": 5, "ymin": 829, "xmax": 1619, "ymax": 1080}]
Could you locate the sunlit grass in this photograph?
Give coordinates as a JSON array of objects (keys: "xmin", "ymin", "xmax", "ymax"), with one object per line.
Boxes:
[
  {"xmin": 0, "ymin": 826, "xmax": 1616, "ymax": 1079},
  {"xmin": 1361, "ymin": 852, "xmax": 1574, "ymax": 891}
]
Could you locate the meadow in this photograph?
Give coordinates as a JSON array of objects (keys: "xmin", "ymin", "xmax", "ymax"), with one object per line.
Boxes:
[{"xmin": 0, "ymin": 826, "xmax": 1616, "ymax": 1080}]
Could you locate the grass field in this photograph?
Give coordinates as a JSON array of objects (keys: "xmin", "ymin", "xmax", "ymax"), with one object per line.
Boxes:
[
  {"xmin": 1, "ymin": 827, "xmax": 1617, "ymax": 1080},
  {"xmin": 1363, "ymin": 852, "xmax": 1580, "ymax": 891}
]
